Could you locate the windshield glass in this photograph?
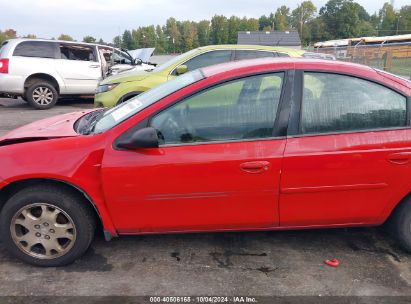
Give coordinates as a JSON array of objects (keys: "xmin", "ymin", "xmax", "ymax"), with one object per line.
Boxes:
[
  {"xmin": 154, "ymin": 48, "xmax": 198, "ymax": 72},
  {"xmin": 93, "ymin": 69, "xmax": 204, "ymax": 133}
]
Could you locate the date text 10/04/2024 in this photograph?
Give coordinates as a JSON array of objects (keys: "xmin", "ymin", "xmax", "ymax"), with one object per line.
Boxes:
[{"xmin": 149, "ymin": 297, "xmax": 258, "ymax": 303}]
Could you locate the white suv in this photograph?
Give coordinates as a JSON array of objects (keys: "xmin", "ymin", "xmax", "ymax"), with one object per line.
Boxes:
[{"xmin": 0, "ymin": 39, "xmax": 153, "ymax": 109}]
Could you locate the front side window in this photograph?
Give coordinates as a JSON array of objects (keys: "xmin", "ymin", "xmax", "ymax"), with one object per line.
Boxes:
[
  {"xmin": 151, "ymin": 73, "xmax": 284, "ymax": 145},
  {"xmin": 301, "ymin": 72, "xmax": 407, "ymax": 134},
  {"xmin": 276, "ymin": 52, "xmax": 290, "ymax": 57},
  {"xmin": 98, "ymin": 48, "xmax": 132, "ymax": 66},
  {"xmin": 173, "ymin": 50, "xmax": 232, "ymax": 75},
  {"xmin": 111, "ymin": 50, "xmax": 132, "ymax": 65},
  {"xmin": 13, "ymin": 41, "xmax": 56, "ymax": 58},
  {"xmin": 235, "ymin": 50, "xmax": 275, "ymax": 61},
  {"xmin": 154, "ymin": 49, "xmax": 198, "ymax": 72}
]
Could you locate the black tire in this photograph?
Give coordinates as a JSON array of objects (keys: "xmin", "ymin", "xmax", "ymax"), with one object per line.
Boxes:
[
  {"xmin": 26, "ymin": 81, "xmax": 58, "ymax": 110},
  {"xmin": 0, "ymin": 185, "xmax": 96, "ymax": 267},
  {"xmin": 387, "ymin": 198, "xmax": 411, "ymax": 252}
]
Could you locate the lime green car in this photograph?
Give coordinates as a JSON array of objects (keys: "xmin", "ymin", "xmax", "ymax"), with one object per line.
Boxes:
[{"xmin": 94, "ymin": 45, "xmax": 305, "ymax": 108}]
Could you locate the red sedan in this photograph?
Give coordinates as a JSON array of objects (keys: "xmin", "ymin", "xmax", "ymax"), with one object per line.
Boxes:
[{"xmin": 0, "ymin": 58, "xmax": 410, "ymax": 266}]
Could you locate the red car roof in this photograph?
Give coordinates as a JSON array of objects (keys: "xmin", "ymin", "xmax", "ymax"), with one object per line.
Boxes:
[
  {"xmin": 201, "ymin": 58, "xmax": 410, "ymax": 96},
  {"xmin": 202, "ymin": 58, "xmax": 373, "ymax": 76}
]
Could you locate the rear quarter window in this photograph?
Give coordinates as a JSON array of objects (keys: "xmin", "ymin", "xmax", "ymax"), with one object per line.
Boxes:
[
  {"xmin": 0, "ymin": 41, "xmax": 9, "ymax": 56},
  {"xmin": 13, "ymin": 41, "xmax": 57, "ymax": 59}
]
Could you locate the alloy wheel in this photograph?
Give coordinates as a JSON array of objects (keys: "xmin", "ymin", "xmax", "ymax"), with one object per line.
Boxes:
[
  {"xmin": 32, "ymin": 87, "xmax": 54, "ymax": 105},
  {"xmin": 10, "ymin": 203, "xmax": 76, "ymax": 259}
]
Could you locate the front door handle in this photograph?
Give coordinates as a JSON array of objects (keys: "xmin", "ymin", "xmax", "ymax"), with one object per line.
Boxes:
[
  {"xmin": 387, "ymin": 152, "xmax": 411, "ymax": 165},
  {"xmin": 89, "ymin": 65, "xmax": 100, "ymax": 68},
  {"xmin": 240, "ymin": 161, "xmax": 270, "ymax": 174}
]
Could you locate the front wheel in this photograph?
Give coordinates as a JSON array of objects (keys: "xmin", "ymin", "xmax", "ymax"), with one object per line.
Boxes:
[{"xmin": 0, "ymin": 186, "xmax": 96, "ymax": 267}]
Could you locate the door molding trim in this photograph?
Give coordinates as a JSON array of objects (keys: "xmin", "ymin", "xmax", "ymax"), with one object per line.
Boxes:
[{"xmin": 281, "ymin": 183, "xmax": 388, "ymax": 194}]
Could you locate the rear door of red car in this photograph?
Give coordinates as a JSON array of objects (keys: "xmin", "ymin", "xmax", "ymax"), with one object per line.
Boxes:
[
  {"xmin": 101, "ymin": 71, "xmax": 294, "ymax": 233},
  {"xmin": 280, "ymin": 70, "xmax": 411, "ymax": 227}
]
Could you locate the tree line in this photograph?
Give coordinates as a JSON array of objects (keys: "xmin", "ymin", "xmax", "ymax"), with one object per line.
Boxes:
[{"xmin": 1, "ymin": 0, "xmax": 410, "ymax": 54}]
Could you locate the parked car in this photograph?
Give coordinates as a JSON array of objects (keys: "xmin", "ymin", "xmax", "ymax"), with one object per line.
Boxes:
[
  {"xmin": 303, "ymin": 52, "xmax": 336, "ymax": 60},
  {"xmin": 0, "ymin": 39, "xmax": 154, "ymax": 109},
  {"xmin": 1, "ymin": 58, "xmax": 410, "ymax": 267},
  {"xmin": 108, "ymin": 48, "xmax": 156, "ymax": 76},
  {"xmin": 94, "ymin": 45, "xmax": 305, "ymax": 108}
]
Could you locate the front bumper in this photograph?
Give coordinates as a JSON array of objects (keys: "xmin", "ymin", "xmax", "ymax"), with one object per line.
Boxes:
[{"xmin": 94, "ymin": 90, "xmax": 120, "ymax": 108}]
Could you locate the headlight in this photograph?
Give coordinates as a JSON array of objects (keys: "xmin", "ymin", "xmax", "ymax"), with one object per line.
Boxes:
[{"xmin": 96, "ymin": 83, "xmax": 119, "ymax": 94}]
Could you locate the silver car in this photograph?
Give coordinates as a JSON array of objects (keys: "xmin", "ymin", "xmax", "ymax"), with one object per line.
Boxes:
[{"xmin": 0, "ymin": 39, "xmax": 153, "ymax": 109}]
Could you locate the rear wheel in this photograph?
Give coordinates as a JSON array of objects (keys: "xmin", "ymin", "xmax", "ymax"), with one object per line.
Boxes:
[
  {"xmin": 387, "ymin": 197, "xmax": 411, "ymax": 252},
  {"xmin": 0, "ymin": 186, "xmax": 96, "ymax": 266},
  {"xmin": 26, "ymin": 81, "xmax": 58, "ymax": 109}
]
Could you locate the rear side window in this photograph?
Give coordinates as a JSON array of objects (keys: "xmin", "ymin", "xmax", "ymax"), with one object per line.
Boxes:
[
  {"xmin": 59, "ymin": 44, "xmax": 96, "ymax": 61},
  {"xmin": 301, "ymin": 72, "xmax": 407, "ymax": 134},
  {"xmin": 235, "ymin": 50, "xmax": 275, "ymax": 61},
  {"xmin": 13, "ymin": 41, "xmax": 57, "ymax": 58}
]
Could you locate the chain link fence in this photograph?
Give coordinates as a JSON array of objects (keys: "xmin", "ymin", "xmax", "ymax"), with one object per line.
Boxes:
[{"xmin": 307, "ymin": 42, "xmax": 411, "ymax": 80}]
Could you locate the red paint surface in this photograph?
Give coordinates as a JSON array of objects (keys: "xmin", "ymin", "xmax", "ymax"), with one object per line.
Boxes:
[
  {"xmin": 0, "ymin": 59, "xmax": 410, "ymax": 236},
  {"xmin": 281, "ymin": 130, "xmax": 411, "ymax": 226}
]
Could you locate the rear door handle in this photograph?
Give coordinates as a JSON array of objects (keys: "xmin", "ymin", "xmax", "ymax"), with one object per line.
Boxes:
[
  {"xmin": 387, "ymin": 152, "xmax": 411, "ymax": 165},
  {"xmin": 240, "ymin": 161, "xmax": 270, "ymax": 174},
  {"xmin": 89, "ymin": 65, "xmax": 100, "ymax": 68}
]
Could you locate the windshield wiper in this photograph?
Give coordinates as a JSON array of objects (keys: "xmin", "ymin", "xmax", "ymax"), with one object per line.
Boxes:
[{"xmin": 78, "ymin": 109, "xmax": 107, "ymax": 135}]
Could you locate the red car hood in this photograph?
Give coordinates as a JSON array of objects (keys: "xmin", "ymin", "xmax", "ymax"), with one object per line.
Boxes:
[{"xmin": 0, "ymin": 109, "xmax": 95, "ymax": 145}]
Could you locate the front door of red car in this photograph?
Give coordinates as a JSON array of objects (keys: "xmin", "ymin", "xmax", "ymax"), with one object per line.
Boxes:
[
  {"xmin": 280, "ymin": 71, "xmax": 411, "ymax": 226},
  {"xmin": 102, "ymin": 72, "xmax": 289, "ymax": 233}
]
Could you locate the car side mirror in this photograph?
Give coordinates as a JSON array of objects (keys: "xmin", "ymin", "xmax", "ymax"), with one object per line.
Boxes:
[
  {"xmin": 117, "ymin": 127, "xmax": 159, "ymax": 150},
  {"xmin": 176, "ymin": 65, "xmax": 188, "ymax": 75}
]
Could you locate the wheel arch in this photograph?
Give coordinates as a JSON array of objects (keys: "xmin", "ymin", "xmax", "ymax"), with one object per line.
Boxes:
[
  {"xmin": 24, "ymin": 73, "xmax": 62, "ymax": 94},
  {"xmin": 0, "ymin": 178, "xmax": 116, "ymax": 240},
  {"xmin": 384, "ymin": 191, "xmax": 411, "ymax": 224},
  {"xmin": 117, "ymin": 91, "xmax": 144, "ymax": 106}
]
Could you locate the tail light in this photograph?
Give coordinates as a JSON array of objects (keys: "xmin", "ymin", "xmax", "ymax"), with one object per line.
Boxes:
[{"xmin": 0, "ymin": 58, "xmax": 9, "ymax": 73}]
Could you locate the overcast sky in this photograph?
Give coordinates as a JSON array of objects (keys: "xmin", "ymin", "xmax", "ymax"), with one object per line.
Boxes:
[{"xmin": 0, "ymin": 0, "xmax": 408, "ymax": 42}]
